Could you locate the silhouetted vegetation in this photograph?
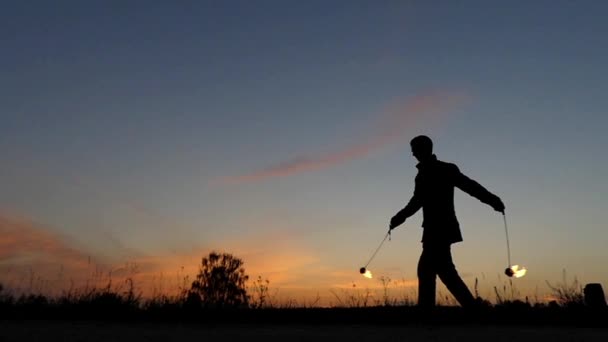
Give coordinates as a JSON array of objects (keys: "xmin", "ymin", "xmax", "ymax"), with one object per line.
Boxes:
[
  {"xmin": 0, "ymin": 258, "xmax": 606, "ymax": 327},
  {"xmin": 185, "ymin": 251, "xmax": 249, "ymax": 309},
  {"xmin": 546, "ymin": 270, "xmax": 585, "ymax": 307}
]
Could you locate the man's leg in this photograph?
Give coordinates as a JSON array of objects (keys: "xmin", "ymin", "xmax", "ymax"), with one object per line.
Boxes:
[
  {"xmin": 417, "ymin": 246, "xmax": 437, "ymax": 307},
  {"xmin": 436, "ymin": 244, "xmax": 476, "ymax": 307}
]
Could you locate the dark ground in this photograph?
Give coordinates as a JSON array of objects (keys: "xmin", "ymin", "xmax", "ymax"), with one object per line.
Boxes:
[
  {"xmin": 1, "ymin": 321, "xmax": 608, "ymax": 342},
  {"xmin": 2, "ymin": 305, "xmax": 607, "ymax": 341}
]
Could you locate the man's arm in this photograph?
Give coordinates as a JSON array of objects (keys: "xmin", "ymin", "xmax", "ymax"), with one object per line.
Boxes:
[
  {"xmin": 453, "ymin": 165, "xmax": 505, "ymax": 212},
  {"xmin": 390, "ymin": 177, "xmax": 423, "ymax": 229}
]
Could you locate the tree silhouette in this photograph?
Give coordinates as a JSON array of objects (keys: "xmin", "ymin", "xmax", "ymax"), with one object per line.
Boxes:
[{"xmin": 187, "ymin": 251, "xmax": 249, "ymax": 308}]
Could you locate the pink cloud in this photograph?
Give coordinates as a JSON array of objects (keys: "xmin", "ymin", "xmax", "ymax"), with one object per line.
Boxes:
[
  {"xmin": 0, "ymin": 213, "xmax": 327, "ymax": 298},
  {"xmin": 0, "ymin": 214, "xmax": 101, "ymax": 294},
  {"xmin": 0, "ymin": 214, "xmax": 90, "ymax": 267},
  {"xmin": 217, "ymin": 90, "xmax": 469, "ymax": 184}
]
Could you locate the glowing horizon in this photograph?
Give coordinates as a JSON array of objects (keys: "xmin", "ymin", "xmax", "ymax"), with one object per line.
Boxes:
[{"xmin": 0, "ymin": 213, "xmax": 589, "ymax": 306}]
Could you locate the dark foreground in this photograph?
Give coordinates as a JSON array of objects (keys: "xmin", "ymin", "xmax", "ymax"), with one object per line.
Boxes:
[
  {"xmin": 1, "ymin": 320, "xmax": 608, "ymax": 342},
  {"xmin": 2, "ymin": 306, "xmax": 607, "ymax": 341}
]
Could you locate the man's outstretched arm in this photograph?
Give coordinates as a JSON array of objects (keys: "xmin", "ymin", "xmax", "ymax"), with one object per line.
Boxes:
[
  {"xmin": 390, "ymin": 178, "xmax": 423, "ymax": 229},
  {"xmin": 453, "ymin": 166, "xmax": 505, "ymax": 213}
]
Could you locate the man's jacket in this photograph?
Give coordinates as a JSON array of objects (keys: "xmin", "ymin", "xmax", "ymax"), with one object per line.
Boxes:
[{"xmin": 396, "ymin": 155, "xmax": 501, "ymax": 244}]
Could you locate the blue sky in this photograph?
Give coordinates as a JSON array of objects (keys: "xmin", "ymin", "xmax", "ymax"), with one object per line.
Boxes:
[{"xmin": 1, "ymin": 1, "xmax": 607, "ymax": 302}]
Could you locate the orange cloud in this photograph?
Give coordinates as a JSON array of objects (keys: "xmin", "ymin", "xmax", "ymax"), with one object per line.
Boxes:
[
  {"xmin": 0, "ymin": 213, "xmax": 415, "ymax": 305},
  {"xmin": 0, "ymin": 213, "xmax": 324, "ymax": 297},
  {"xmin": 120, "ymin": 228, "xmax": 322, "ymax": 296},
  {"xmin": 217, "ymin": 90, "xmax": 469, "ymax": 184},
  {"xmin": 0, "ymin": 215, "xmax": 90, "ymax": 267},
  {"xmin": 0, "ymin": 214, "xmax": 99, "ymax": 293}
]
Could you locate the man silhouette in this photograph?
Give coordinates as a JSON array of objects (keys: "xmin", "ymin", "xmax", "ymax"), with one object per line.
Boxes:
[{"xmin": 390, "ymin": 135, "xmax": 505, "ymax": 308}]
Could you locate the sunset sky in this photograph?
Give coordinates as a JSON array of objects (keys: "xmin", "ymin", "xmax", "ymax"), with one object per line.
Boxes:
[{"xmin": 2, "ymin": 1, "xmax": 608, "ymax": 304}]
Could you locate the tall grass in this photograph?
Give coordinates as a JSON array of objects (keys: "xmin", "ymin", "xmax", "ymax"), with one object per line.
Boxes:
[
  {"xmin": 545, "ymin": 270, "xmax": 584, "ymax": 307},
  {"xmin": 0, "ymin": 267, "xmax": 596, "ymax": 314}
]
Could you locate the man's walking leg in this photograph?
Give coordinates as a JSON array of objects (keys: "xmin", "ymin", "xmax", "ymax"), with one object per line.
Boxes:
[
  {"xmin": 417, "ymin": 247, "xmax": 437, "ymax": 307},
  {"xmin": 436, "ymin": 246, "xmax": 476, "ymax": 307}
]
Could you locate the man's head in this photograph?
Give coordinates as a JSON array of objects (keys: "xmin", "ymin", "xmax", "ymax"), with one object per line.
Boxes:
[{"xmin": 410, "ymin": 135, "xmax": 433, "ymax": 162}]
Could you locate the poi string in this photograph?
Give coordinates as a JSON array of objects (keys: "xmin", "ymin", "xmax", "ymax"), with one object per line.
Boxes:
[{"xmin": 363, "ymin": 230, "xmax": 391, "ymax": 269}]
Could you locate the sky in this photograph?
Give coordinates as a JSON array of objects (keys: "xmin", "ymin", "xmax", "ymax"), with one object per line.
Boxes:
[{"xmin": 1, "ymin": 1, "xmax": 608, "ymax": 305}]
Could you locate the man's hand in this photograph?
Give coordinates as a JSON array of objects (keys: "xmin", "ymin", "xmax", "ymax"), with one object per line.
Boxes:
[
  {"xmin": 390, "ymin": 213, "xmax": 406, "ymax": 230},
  {"xmin": 490, "ymin": 196, "xmax": 505, "ymax": 213}
]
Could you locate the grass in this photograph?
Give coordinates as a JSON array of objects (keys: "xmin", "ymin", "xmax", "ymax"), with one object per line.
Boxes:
[
  {"xmin": 0, "ymin": 266, "xmax": 605, "ymax": 326},
  {"xmin": 545, "ymin": 269, "xmax": 585, "ymax": 307},
  {"xmin": 0, "ymin": 271, "xmax": 592, "ymax": 310}
]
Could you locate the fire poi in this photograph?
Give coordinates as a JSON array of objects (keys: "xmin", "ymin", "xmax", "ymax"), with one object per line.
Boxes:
[
  {"xmin": 359, "ymin": 230, "xmax": 391, "ymax": 279},
  {"xmin": 502, "ymin": 213, "xmax": 527, "ymax": 278}
]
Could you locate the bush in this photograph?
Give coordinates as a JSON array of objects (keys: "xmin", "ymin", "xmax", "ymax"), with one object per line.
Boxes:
[{"xmin": 187, "ymin": 251, "xmax": 249, "ymax": 309}]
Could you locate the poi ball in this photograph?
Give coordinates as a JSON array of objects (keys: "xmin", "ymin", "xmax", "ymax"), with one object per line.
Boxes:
[
  {"xmin": 359, "ymin": 267, "xmax": 366, "ymax": 274},
  {"xmin": 505, "ymin": 267, "xmax": 515, "ymax": 277}
]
